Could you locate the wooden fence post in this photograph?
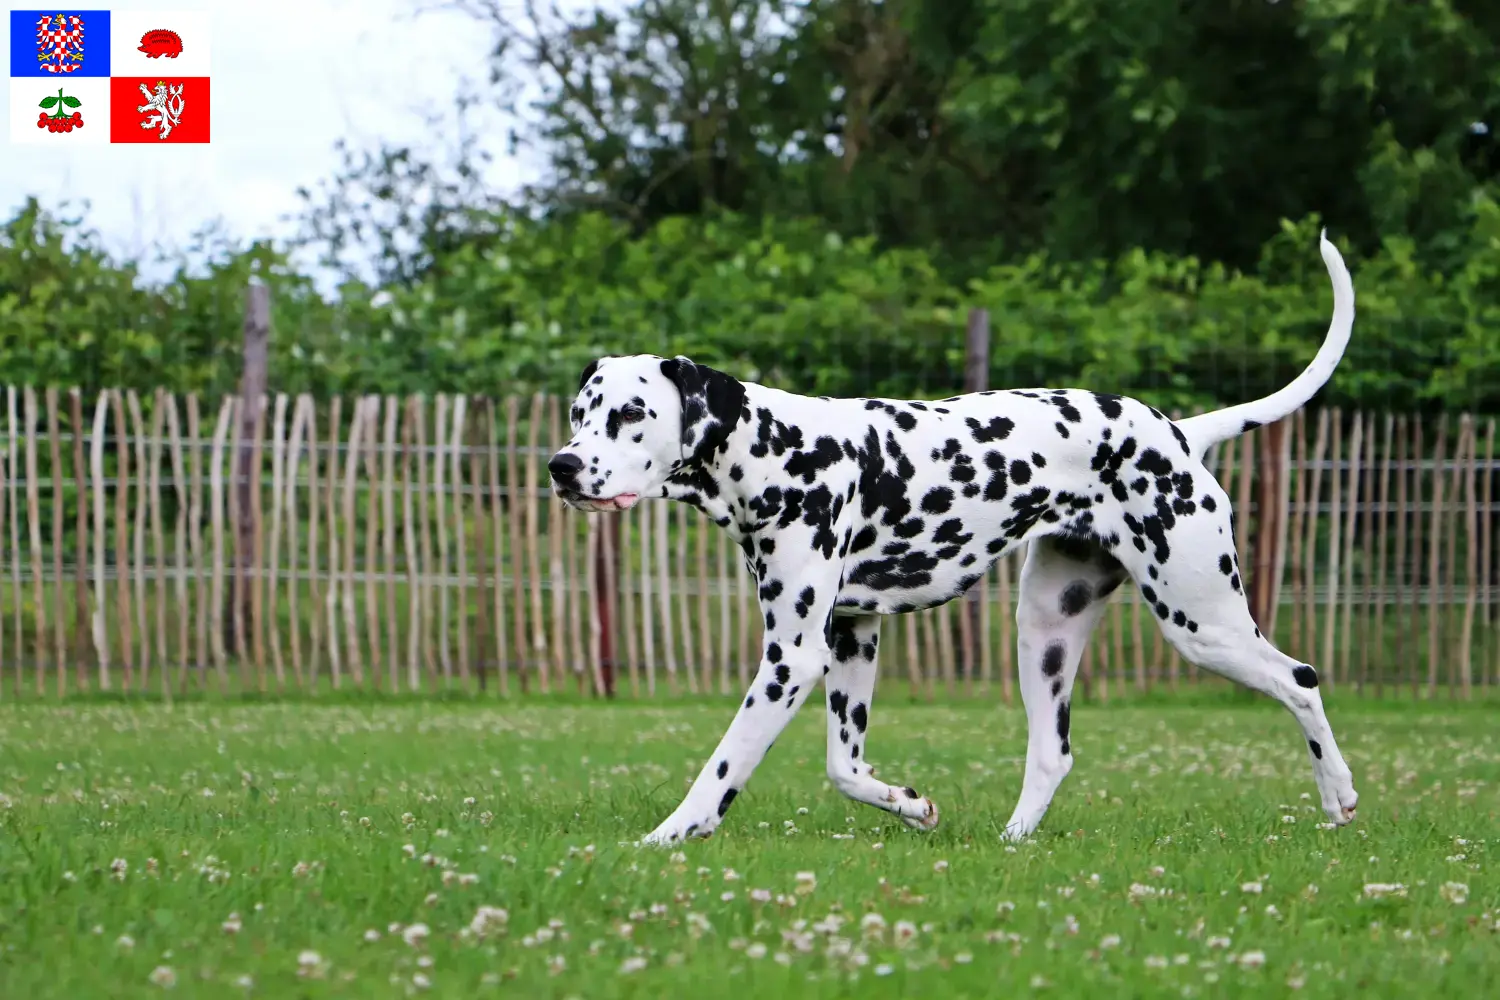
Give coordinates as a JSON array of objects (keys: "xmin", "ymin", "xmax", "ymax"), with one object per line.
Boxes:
[
  {"xmin": 961, "ymin": 307, "xmax": 990, "ymax": 681},
  {"xmin": 1250, "ymin": 419, "xmax": 1285, "ymax": 630},
  {"xmin": 234, "ymin": 279, "xmax": 271, "ymax": 659},
  {"xmin": 596, "ymin": 514, "xmax": 619, "ymax": 697}
]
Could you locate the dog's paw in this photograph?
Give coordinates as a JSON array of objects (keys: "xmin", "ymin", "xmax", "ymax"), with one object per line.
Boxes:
[
  {"xmin": 898, "ymin": 795, "xmax": 941, "ymax": 832},
  {"xmin": 1000, "ymin": 812, "xmax": 1041, "ymax": 842},
  {"xmin": 1321, "ymin": 785, "xmax": 1358, "ymax": 826},
  {"xmin": 1316, "ymin": 766, "xmax": 1358, "ymax": 826},
  {"xmin": 639, "ymin": 814, "xmax": 714, "ymax": 847}
]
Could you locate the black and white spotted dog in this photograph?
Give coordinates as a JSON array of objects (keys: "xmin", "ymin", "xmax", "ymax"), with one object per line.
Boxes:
[{"xmin": 549, "ymin": 232, "xmax": 1359, "ymax": 846}]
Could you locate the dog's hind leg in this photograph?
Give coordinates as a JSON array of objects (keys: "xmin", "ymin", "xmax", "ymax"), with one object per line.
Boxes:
[
  {"xmin": 1119, "ymin": 488, "xmax": 1359, "ymax": 827},
  {"xmin": 824, "ymin": 615, "xmax": 939, "ymax": 831},
  {"xmin": 1001, "ymin": 536, "xmax": 1126, "ymax": 840}
]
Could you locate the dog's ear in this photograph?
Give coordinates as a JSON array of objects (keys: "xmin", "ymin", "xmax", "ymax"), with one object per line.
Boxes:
[
  {"xmin": 660, "ymin": 355, "xmax": 746, "ymax": 466},
  {"xmin": 577, "ymin": 358, "xmax": 601, "ymax": 392}
]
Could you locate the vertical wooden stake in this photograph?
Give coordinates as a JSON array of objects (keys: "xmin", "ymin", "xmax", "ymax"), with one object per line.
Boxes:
[
  {"xmin": 402, "ymin": 397, "xmax": 424, "ymax": 691},
  {"xmin": 267, "ymin": 393, "xmax": 289, "ymax": 692},
  {"xmin": 383, "ymin": 396, "xmax": 401, "ymax": 693},
  {"xmin": 24, "ymin": 388, "xmax": 47, "ymax": 695},
  {"xmin": 504, "ymin": 396, "xmax": 527, "ymax": 692},
  {"xmin": 304, "ymin": 398, "xmax": 324, "ymax": 690},
  {"xmin": 284, "ymin": 396, "xmax": 308, "ymax": 691},
  {"xmin": 485, "ymin": 399, "xmax": 509, "ymax": 696},
  {"xmin": 524, "ymin": 393, "xmax": 547, "ymax": 692},
  {"xmin": 112, "ymin": 391, "xmax": 135, "ymax": 691},
  {"xmin": 324, "ymin": 397, "xmax": 344, "ymax": 690},
  {"xmin": 90, "ymin": 392, "xmax": 110, "ymax": 689},
  {"xmin": 187, "ymin": 396, "xmax": 209, "ymax": 688},
  {"xmin": 164, "ymin": 394, "xmax": 191, "ymax": 690},
  {"xmin": 5, "ymin": 389, "xmax": 21, "ymax": 694},
  {"xmin": 340, "ymin": 396, "xmax": 365, "ymax": 688},
  {"xmin": 46, "ymin": 387, "xmax": 67, "ymax": 695},
  {"xmin": 1426, "ymin": 416, "xmax": 1447, "ymax": 697},
  {"xmin": 1372, "ymin": 414, "xmax": 1395, "ymax": 698},
  {"xmin": 360, "ymin": 396, "xmax": 385, "ymax": 690},
  {"xmin": 236, "ymin": 280, "xmax": 271, "ymax": 659},
  {"xmin": 69, "ymin": 389, "xmax": 93, "ymax": 689},
  {"xmin": 450, "ymin": 395, "xmax": 471, "ymax": 689}
]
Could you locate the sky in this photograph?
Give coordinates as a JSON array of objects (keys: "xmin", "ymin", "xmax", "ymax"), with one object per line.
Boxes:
[{"xmin": 3, "ymin": 0, "xmax": 574, "ymax": 287}]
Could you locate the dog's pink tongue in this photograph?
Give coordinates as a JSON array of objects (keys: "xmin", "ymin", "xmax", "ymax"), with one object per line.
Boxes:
[{"xmin": 613, "ymin": 493, "xmax": 640, "ymax": 510}]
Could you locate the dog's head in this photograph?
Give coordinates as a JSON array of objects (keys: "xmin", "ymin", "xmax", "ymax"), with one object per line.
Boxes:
[{"xmin": 548, "ymin": 354, "xmax": 746, "ymax": 513}]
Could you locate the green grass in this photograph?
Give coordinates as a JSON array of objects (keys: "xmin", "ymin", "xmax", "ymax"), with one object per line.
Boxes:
[{"xmin": 0, "ymin": 696, "xmax": 1496, "ymax": 998}]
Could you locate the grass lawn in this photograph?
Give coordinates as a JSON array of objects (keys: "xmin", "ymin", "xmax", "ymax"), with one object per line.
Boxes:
[{"xmin": 0, "ymin": 694, "xmax": 1495, "ymax": 998}]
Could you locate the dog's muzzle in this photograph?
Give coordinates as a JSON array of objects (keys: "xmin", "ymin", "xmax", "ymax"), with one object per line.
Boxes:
[{"xmin": 547, "ymin": 451, "xmax": 640, "ymax": 512}]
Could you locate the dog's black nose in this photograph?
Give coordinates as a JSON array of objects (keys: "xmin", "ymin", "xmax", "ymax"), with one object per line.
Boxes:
[{"xmin": 548, "ymin": 452, "xmax": 584, "ymax": 482}]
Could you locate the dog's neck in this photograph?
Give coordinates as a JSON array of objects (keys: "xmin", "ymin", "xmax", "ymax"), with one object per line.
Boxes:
[
  {"xmin": 660, "ymin": 425, "xmax": 749, "ymax": 535},
  {"xmin": 658, "ymin": 385, "xmax": 777, "ymax": 539}
]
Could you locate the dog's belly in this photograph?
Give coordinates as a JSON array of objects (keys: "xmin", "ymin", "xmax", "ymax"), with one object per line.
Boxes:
[
  {"xmin": 833, "ymin": 499, "xmax": 1050, "ymax": 616},
  {"xmin": 835, "ymin": 572, "xmax": 994, "ymax": 617}
]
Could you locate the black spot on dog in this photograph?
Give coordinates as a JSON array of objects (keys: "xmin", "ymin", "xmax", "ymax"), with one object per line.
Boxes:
[
  {"xmin": 903, "ymin": 786, "xmax": 920, "ymax": 799},
  {"xmin": 717, "ymin": 760, "xmax": 729, "ymax": 779},
  {"xmin": 1059, "ymin": 581, "xmax": 1092, "ymax": 616},
  {"xmin": 1292, "ymin": 665, "xmax": 1319, "ymax": 689},
  {"xmin": 921, "ymin": 487, "xmax": 954, "ymax": 514},
  {"xmin": 1308, "ymin": 740, "xmax": 1323, "ymax": 760},
  {"xmin": 851, "ymin": 703, "xmax": 868, "ymax": 732},
  {"xmin": 1041, "ymin": 641, "xmax": 1066, "ymax": 677},
  {"xmin": 967, "ymin": 416, "xmax": 1015, "ymax": 443},
  {"xmin": 718, "ymin": 788, "xmax": 738, "ymax": 817},
  {"xmin": 784, "ymin": 436, "xmax": 845, "ymax": 485},
  {"xmin": 1056, "ymin": 701, "xmax": 1071, "ymax": 755}
]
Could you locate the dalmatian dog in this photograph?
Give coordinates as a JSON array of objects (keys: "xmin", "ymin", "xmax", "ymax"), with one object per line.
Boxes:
[{"xmin": 549, "ymin": 231, "xmax": 1359, "ymax": 846}]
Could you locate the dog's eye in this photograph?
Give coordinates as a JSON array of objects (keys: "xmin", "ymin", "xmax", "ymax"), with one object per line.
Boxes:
[{"xmin": 620, "ymin": 404, "xmax": 646, "ymax": 423}]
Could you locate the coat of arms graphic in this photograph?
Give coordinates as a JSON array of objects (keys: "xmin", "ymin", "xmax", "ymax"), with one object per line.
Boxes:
[{"xmin": 35, "ymin": 13, "xmax": 85, "ymax": 74}]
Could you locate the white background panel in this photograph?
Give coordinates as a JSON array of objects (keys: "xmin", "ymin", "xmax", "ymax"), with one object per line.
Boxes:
[
  {"xmin": 9, "ymin": 75, "xmax": 110, "ymax": 145},
  {"xmin": 110, "ymin": 10, "xmax": 212, "ymax": 76}
]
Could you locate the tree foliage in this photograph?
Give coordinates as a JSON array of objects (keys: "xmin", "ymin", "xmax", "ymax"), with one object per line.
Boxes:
[{"xmin": 478, "ymin": 0, "xmax": 1500, "ymax": 273}]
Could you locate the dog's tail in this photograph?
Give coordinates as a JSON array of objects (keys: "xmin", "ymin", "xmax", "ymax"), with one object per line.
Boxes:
[{"xmin": 1174, "ymin": 229, "xmax": 1355, "ymax": 458}]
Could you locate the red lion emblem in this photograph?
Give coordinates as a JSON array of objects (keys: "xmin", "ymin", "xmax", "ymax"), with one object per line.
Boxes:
[{"xmin": 137, "ymin": 29, "xmax": 183, "ymax": 59}]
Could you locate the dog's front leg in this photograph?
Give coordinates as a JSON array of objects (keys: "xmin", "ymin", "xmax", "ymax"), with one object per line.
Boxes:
[{"xmin": 640, "ymin": 563, "xmax": 841, "ymax": 846}]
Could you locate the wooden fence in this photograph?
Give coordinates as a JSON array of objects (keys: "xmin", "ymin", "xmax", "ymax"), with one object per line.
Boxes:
[{"xmin": 0, "ymin": 386, "xmax": 1497, "ymax": 702}]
